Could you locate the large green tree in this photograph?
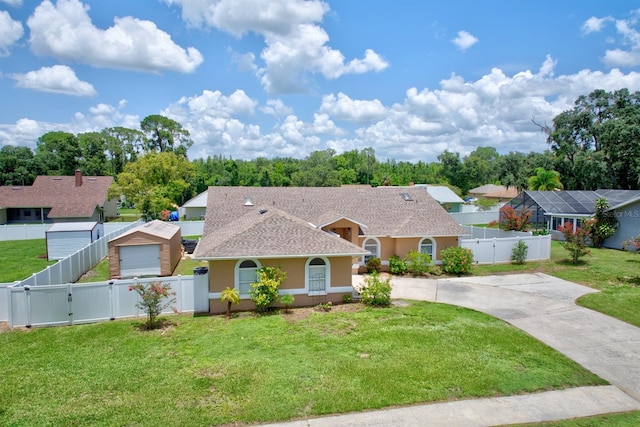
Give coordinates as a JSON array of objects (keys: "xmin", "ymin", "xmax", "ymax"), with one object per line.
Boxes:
[
  {"xmin": 110, "ymin": 152, "xmax": 194, "ymax": 220},
  {"xmin": 140, "ymin": 115, "xmax": 193, "ymax": 156},
  {"xmin": 547, "ymin": 88, "xmax": 640, "ymax": 189},
  {"xmin": 0, "ymin": 145, "xmax": 37, "ymax": 185},
  {"xmin": 34, "ymin": 131, "xmax": 81, "ymax": 176}
]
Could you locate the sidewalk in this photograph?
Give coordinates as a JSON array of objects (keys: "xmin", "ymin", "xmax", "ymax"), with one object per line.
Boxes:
[{"xmin": 262, "ymin": 273, "xmax": 640, "ymax": 426}]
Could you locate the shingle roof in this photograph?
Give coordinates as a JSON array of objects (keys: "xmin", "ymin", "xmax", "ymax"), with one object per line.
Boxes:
[
  {"xmin": 0, "ymin": 174, "xmax": 113, "ymax": 218},
  {"xmin": 202, "ymin": 186, "xmax": 466, "ymax": 238},
  {"xmin": 110, "ymin": 220, "xmax": 180, "ymax": 242},
  {"xmin": 468, "ymin": 184, "xmax": 505, "ymax": 195},
  {"xmin": 194, "ymin": 206, "xmax": 368, "ymax": 259}
]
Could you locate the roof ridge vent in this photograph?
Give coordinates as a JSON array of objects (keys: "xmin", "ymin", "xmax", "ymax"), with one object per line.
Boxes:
[{"xmin": 400, "ymin": 192, "xmax": 413, "ymax": 201}]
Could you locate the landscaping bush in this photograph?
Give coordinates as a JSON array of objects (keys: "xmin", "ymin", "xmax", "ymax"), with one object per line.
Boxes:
[
  {"xmin": 500, "ymin": 206, "xmax": 531, "ymax": 232},
  {"xmin": 622, "ymin": 234, "xmax": 640, "ymax": 253},
  {"xmin": 406, "ymin": 250, "xmax": 433, "ymax": 276},
  {"xmin": 558, "ymin": 223, "xmax": 590, "ymax": 264},
  {"xmin": 359, "ymin": 272, "xmax": 392, "ymax": 306},
  {"xmin": 279, "ymin": 293, "xmax": 295, "ymax": 313},
  {"xmin": 365, "ymin": 257, "xmax": 381, "ymax": 273},
  {"xmin": 441, "ymin": 247, "xmax": 474, "ymax": 275},
  {"xmin": 220, "ymin": 287, "xmax": 240, "ymax": 318},
  {"xmin": 510, "ymin": 240, "xmax": 528, "ymax": 264},
  {"xmin": 129, "ymin": 281, "xmax": 177, "ymax": 329},
  {"xmin": 250, "ymin": 266, "xmax": 287, "ymax": 313},
  {"xmin": 388, "ymin": 255, "xmax": 408, "ymax": 275}
]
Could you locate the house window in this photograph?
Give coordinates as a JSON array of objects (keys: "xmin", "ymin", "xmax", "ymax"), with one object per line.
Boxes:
[
  {"xmin": 307, "ymin": 257, "xmax": 328, "ymax": 295},
  {"xmin": 236, "ymin": 259, "xmax": 260, "ymax": 297},
  {"xmin": 363, "ymin": 238, "xmax": 379, "ymax": 263},
  {"xmin": 419, "ymin": 238, "xmax": 435, "ymax": 259}
]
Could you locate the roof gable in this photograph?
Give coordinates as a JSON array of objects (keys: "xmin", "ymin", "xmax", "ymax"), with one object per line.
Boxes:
[
  {"xmin": 194, "ymin": 205, "xmax": 368, "ymax": 259},
  {"xmin": 111, "ymin": 220, "xmax": 180, "ymax": 241}
]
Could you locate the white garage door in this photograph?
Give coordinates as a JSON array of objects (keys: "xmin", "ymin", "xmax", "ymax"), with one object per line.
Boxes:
[{"xmin": 119, "ymin": 245, "xmax": 161, "ymax": 277}]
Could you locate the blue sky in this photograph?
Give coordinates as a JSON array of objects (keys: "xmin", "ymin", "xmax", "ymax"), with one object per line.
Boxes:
[{"xmin": 1, "ymin": 0, "xmax": 640, "ymax": 162}]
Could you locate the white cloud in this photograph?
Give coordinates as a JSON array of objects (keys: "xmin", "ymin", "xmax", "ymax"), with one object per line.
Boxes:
[
  {"xmin": 165, "ymin": 0, "xmax": 388, "ymax": 93},
  {"xmin": 319, "ymin": 93, "xmax": 388, "ymax": 123},
  {"xmin": 0, "ymin": 0, "xmax": 22, "ymax": 6},
  {"xmin": 581, "ymin": 16, "xmax": 613, "ymax": 34},
  {"xmin": 261, "ymin": 99, "xmax": 293, "ymax": 118},
  {"xmin": 599, "ymin": 12, "xmax": 640, "ymax": 67},
  {"xmin": 0, "ymin": 10, "xmax": 24, "ymax": 56},
  {"xmin": 11, "ymin": 65, "xmax": 96, "ymax": 96},
  {"xmin": 27, "ymin": 0, "xmax": 203, "ymax": 73},
  {"xmin": 452, "ymin": 30, "xmax": 478, "ymax": 51}
]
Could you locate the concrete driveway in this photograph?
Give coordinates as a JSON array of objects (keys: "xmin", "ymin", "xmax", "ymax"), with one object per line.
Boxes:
[{"xmin": 264, "ymin": 273, "xmax": 640, "ymax": 426}]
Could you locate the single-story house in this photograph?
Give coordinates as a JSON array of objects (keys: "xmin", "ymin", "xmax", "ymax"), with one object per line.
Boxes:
[
  {"xmin": 0, "ymin": 170, "xmax": 117, "ymax": 225},
  {"xmin": 108, "ymin": 220, "xmax": 182, "ymax": 279},
  {"xmin": 504, "ymin": 189, "xmax": 640, "ymax": 249},
  {"xmin": 468, "ymin": 184, "xmax": 518, "ymax": 203},
  {"xmin": 179, "ymin": 191, "xmax": 207, "ymax": 220},
  {"xmin": 193, "ymin": 186, "xmax": 467, "ymax": 313},
  {"xmin": 46, "ymin": 221, "xmax": 104, "ymax": 260}
]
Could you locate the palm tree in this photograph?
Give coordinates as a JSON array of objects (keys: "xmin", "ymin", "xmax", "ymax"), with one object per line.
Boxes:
[
  {"xmin": 528, "ymin": 168, "xmax": 563, "ymax": 191},
  {"xmin": 220, "ymin": 287, "xmax": 240, "ymax": 318}
]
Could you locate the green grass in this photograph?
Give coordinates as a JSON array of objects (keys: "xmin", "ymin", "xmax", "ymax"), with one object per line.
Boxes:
[
  {"xmin": 0, "ymin": 239, "xmax": 56, "ymax": 282},
  {"xmin": 473, "ymin": 241, "xmax": 640, "ymax": 327},
  {"xmin": 0, "ymin": 302, "xmax": 605, "ymax": 426}
]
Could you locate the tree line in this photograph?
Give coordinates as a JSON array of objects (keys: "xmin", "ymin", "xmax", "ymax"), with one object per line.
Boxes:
[{"xmin": 1, "ymin": 89, "xmax": 639, "ymax": 219}]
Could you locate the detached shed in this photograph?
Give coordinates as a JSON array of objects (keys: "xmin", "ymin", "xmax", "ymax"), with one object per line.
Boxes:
[
  {"xmin": 108, "ymin": 220, "xmax": 182, "ymax": 279},
  {"xmin": 46, "ymin": 222, "xmax": 104, "ymax": 260}
]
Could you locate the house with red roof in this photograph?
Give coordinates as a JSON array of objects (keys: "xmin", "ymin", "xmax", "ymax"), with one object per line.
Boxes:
[{"xmin": 0, "ymin": 170, "xmax": 117, "ymax": 225}]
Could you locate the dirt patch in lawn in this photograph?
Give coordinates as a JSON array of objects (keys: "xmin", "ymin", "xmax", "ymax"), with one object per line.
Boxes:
[{"xmin": 282, "ymin": 302, "xmax": 363, "ymax": 323}]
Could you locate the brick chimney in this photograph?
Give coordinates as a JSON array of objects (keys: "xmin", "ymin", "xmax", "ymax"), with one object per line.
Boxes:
[{"xmin": 75, "ymin": 170, "xmax": 82, "ymax": 187}]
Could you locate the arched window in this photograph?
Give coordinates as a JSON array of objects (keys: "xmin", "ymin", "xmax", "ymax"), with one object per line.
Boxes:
[
  {"xmin": 419, "ymin": 238, "xmax": 435, "ymax": 259},
  {"xmin": 363, "ymin": 238, "xmax": 380, "ymax": 263},
  {"xmin": 307, "ymin": 257, "xmax": 328, "ymax": 295},
  {"xmin": 236, "ymin": 259, "xmax": 260, "ymax": 296}
]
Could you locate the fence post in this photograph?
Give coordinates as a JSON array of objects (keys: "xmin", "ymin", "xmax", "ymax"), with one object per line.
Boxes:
[
  {"xmin": 492, "ymin": 237, "xmax": 497, "ymax": 264},
  {"xmin": 68, "ymin": 283, "xmax": 73, "ymax": 326},
  {"xmin": 25, "ymin": 286, "xmax": 32, "ymax": 328},
  {"xmin": 109, "ymin": 281, "xmax": 115, "ymax": 320}
]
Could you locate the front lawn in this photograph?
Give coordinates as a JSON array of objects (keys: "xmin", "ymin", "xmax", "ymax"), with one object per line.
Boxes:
[
  {"xmin": 0, "ymin": 303, "xmax": 605, "ymax": 426},
  {"xmin": 0, "ymin": 239, "xmax": 56, "ymax": 283}
]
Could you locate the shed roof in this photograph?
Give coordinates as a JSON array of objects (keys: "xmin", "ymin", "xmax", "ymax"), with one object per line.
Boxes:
[
  {"xmin": 46, "ymin": 222, "xmax": 98, "ymax": 232},
  {"xmin": 110, "ymin": 220, "xmax": 180, "ymax": 242},
  {"xmin": 419, "ymin": 185, "xmax": 465, "ymax": 204},
  {"xmin": 181, "ymin": 191, "xmax": 208, "ymax": 208}
]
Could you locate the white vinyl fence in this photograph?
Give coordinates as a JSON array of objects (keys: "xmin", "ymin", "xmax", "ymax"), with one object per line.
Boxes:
[
  {"xmin": 0, "ymin": 221, "xmax": 204, "ymax": 241},
  {"xmin": 450, "ymin": 210, "xmax": 500, "ymax": 225},
  {"xmin": 461, "ymin": 225, "xmax": 532, "ymax": 239},
  {"xmin": 460, "ymin": 235, "xmax": 551, "ymax": 265},
  {"xmin": 18, "ymin": 221, "xmax": 142, "ymax": 288},
  {"xmin": 6, "ymin": 274, "xmax": 209, "ymax": 328}
]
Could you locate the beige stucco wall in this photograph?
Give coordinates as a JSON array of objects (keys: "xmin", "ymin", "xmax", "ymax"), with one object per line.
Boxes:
[{"xmin": 207, "ymin": 255, "xmax": 354, "ymax": 314}]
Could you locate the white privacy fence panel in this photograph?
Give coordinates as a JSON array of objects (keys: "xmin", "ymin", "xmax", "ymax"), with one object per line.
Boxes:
[
  {"xmin": 460, "ymin": 235, "xmax": 551, "ymax": 265},
  {"xmin": 461, "ymin": 225, "xmax": 532, "ymax": 239},
  {"xmin": 6, "ymin": 275, "xmax": 207, "ymax": 327},
  {"xmin": 178, "ymin": 221, "xmax": 204, "ymax": 236},
  {"xmin": 450, "ymin": 210, "xmax": 500, "ymax": 225}
]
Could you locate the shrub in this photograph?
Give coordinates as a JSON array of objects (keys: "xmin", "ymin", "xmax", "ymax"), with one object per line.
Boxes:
[
  {"xmin": 220, "ymin": 287, "xmax": 240, "ymax": 318},
  {"xmin": 316, "ymin": 301, "xmax": 332, "ymax": 312},
  {"xmin": 365, "ymin": 257, "xmax": 381, "ymax": 273},
  {"xmin": 279, "ymin": 293, "xmax": 295, "ymax": 313},
  {"xmin": 406, "ymin": 250, "xmax": 433, "ymax": 276},
  {"xmin": 388, "ymin": 255, "xmax": 408, "ymax": 275},
  {"xmin": 342, "ymin": 294, "xmax": 352, "ymax": 304},
  {"xmin": 500, "ymin": 206, "xmax": 532, "ymax": 232},
  {"xmin": 510, "ymin": 240, "xmax": 528, "ymax": 264},
  {"xmin": 558, "ymin": 223, "xmax": 590, "ymax": 264},
  {"xmin": 532, "ymin": 229, "xmax": 549, "ymax": 236},
  {"xmin": 129, "ymin": 281, "xmax": 177, "ymax": 329},
  {"xmin": 250, "ymin": 266, "xmax": 287, "ymax": 313},
  {"xmin": 359, "ymin": 272, "xmax": 392, "ymax": 306},
  {"xmin": 587, "ymin": 198, "xmax": 618, "ymax": 248},
  {"xmin": 622, "ymin": 234, "xmax": 640, "ymax": 253},
  {"xmin": 441, "ymin": 247, "xmax": 474, "ymax": 275}
]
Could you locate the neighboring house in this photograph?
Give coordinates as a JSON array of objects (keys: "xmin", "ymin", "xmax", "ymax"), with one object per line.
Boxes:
[
  {"xmin": 504, "ymin": 189, "xmax": 640, "ymax": 249},
  {"xmin": 468, "ymin": 184, "xmax": 518, "ymax": 203},
  {"xmin": 0, "ymin": 170, "xmax": 116, "ymax": 225},
  {"xmin": 108, "ymin": 220, "xmax": 182, "ymax": 279},
  {"xmin": 605, "ymin": 195, "xmax": 640, "ymax": 250},
  {"xmin": 411, "ymin": 184, "xmax": 465, "ymax": 213},
  {"xmin": 180, "ymin": 191, "xmax": 208, "ymax": 220},
  {"xmin": 193, "ymin": 186, "xmax": 467, "ymax": 313}
]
